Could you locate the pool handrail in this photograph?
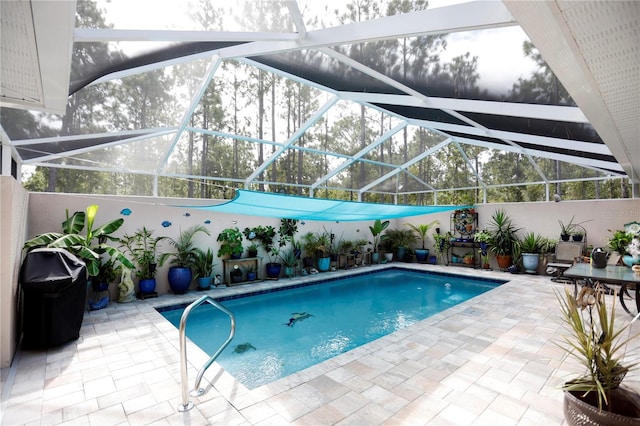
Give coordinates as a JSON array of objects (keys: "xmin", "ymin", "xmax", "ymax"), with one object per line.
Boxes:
[{"xmin": 177, "ymin": 295, "xmax": 236, "ymax": 412}]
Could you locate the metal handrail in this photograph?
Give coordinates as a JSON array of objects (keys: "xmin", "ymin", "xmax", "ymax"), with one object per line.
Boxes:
[{"xmin": 177, "ymin": 295, "xmax": 236, "ymax": 412}]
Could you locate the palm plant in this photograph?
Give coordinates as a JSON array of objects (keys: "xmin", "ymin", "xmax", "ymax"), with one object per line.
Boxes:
[
  {"xmin": 487, "ymin": 209, "xmax": 520, "ymax": 257},
  {"xmin": 405, "ymin": 220, "xmax": 439, "ymax": 250},
  {"xmin": 159, "ymin": 225, "xmax": 210, "ymax": 267}
]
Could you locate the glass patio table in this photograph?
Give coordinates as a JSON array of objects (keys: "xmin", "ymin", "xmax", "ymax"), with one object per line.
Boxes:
[{"xmin": 564, "ymin": 263, "xmax": 640, "ymax": 317}]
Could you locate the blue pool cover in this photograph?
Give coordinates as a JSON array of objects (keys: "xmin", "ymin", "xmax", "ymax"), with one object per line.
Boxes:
[{"xmin": 183, "ymin": 190, "xmax": 461, "ymax": 221}]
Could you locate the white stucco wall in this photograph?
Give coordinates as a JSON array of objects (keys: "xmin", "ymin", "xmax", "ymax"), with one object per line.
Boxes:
[{"xmin": 1, "ymin": 177, "xmax": 29, "ymax": 368}]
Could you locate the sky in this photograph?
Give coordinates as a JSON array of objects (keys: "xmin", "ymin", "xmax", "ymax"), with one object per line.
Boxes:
[{"xmin": 98, "ymin": 0, "xmax": 535, "ymax": 96}]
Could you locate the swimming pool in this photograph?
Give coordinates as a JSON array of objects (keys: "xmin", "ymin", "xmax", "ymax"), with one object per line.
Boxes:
[{"xmin": 159, "ymin": 268, "xmax": 505, "ymax": 389}]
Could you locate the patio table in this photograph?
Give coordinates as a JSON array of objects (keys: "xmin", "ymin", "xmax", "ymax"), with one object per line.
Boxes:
[{"xmin": 564, "ymin": 263, "xmax": 640, "ymax": 317}]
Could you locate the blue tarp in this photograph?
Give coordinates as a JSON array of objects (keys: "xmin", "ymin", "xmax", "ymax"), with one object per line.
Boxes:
[{"xmin": 186, "ymin": 190, "xmax": 461, "ymax": 221}]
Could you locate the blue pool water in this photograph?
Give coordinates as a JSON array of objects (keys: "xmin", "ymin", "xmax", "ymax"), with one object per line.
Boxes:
[{"xmin": 159, "ymin": 268, "xmax": 504, "ymax": 389}]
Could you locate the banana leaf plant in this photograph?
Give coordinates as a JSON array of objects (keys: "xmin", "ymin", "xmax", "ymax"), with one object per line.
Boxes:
[
  {"xmin": 369, "ymin": 219, "xmax": 390, "ymax": 253},
  {"xmin": 23, "ymin": 204, "xmax": 134, "ymax": 277}
]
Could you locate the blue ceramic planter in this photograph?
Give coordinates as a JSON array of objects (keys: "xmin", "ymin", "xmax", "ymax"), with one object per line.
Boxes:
[
  {"xmin": 622, "ymin": 255, "xmax": 640, "ymax": 268},
  {"xmin": 266, "ymin": 262, "xmax": 282, "ymax": 279},
  {"xmin": 317, "ymin": 257, "xmax": 331, "ymax": 272},
  {"xmin": 139, "ymin": 278, "xmax": 156, "ymax": 294},
  {"xmin": 168, "ymin": 267, "xmax": 192, "ymax": 294},
  {"xmin": 415, "ymin": 249, "xmax": 429, "ymax": 262}
]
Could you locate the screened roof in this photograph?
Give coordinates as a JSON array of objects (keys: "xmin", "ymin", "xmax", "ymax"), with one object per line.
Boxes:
[{"xmin": 1, "ymin": 0, "xmax": 638, "ymax": 204}]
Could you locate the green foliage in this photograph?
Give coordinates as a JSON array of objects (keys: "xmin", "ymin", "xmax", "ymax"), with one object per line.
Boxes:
[
  {"xmin": 279, "ymin": 248, "xmax": 298, "ymax": 267},
  {"xmin": 369, "ymin": 219, "xmax": 390, "ymax": 253},
  {"xmin": 279, "ymin": 218, "xmax": 299, "ymax": 240},
  {"xmin": 119, "ymin": 227, "xmax": 166, "ymax": 279},
  {"xmin": 433, "ymin": 231, "xmax": 452, "ymax": 264},
  {"xmin": 96, "ymin": 258, "xmax": 119, "ymax": 284},
  {"xmin": 520, "ymin": 232, "xmax": 542, "ymax": 254},
  {"xmin": 607, "ymin": 229, "xmax": 633, "ymax": 255},
  {"xmin": 23, "ymin": 204, "xmax": 134, "ymax": 277},
  {"xmin": 216, "ymin": 227, "xmax": 244, "ymax": 258},
  {"xmin": 159, "ymin": 225, "xmax": 210, "ymax": 267},
  {"xmin": 557, "ymin": 285, "xmax": 638, "ymax": 411},
  {"xmin": 405, "ymin": 220, "xmax": 439, "ymax": 249},
  {"xmin": 192, "ymin": 248, "xmax": 215, "ymax": 280},
  {"xmin": 243, "ymin": 225, "xmax": 276, "ymax": 253},
  {"xmin": 382, "ymin": 229, "xmax": 416, "ymax": 251},
  {"xmin": 473, "ymin": 230, "xmax": 492, "ymax": 244},
  {"xmin": 487, "ymin": 209, "xmax": 520, "ymax": 257},
  {"xmin": 539, "ymin": 237, "xmax": 557, "ymax": 254}
]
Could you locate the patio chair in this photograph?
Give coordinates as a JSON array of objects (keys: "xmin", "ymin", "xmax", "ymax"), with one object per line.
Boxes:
[{"xmin": 547, "ymin": 241, "xmax": 584, "ymax": 283}]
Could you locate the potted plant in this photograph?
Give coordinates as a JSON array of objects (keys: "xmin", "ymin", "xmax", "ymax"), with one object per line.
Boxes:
[
  {"xmin": 433, "ymin": 231, "xmax": 452, "ymax": 265},
  {"xmin": 559, "ymin": 215, "xmax": 590, "ymax": 242},
  {"xmin": 246, "ymin": 242, "xmax": 259, "ymax": 258},
  {"xmin": 119, "ymin": 227, "xmax": 166, "ymax": 294},
  {"xmin": 462, "ymin": 252, "xmax": 475, "ymax": 265},
  {"xmin": 487, "ymin": 209, "xmax": 521, "ymax": 270},
  {"xmin": 280, "ymin": 247, "xmax": 298, "ymax": 278},
  {"xmin": 572, "ymin": 229, "xmax": 585, "ymax": 242},
  {"xmin": 520, "ymin": 231, "xmax": 542, "ymax": 274},
  {"xmin": 266, "ymin": 246, "xmax": 282, "ymax": 279},
  {"xmin": 539, "ymin": 237, "xmax": 557, "ymax": 274},
  {"xmin": 94, "ymin": 258, "xmax": 118, "ymax": 292},
  {"xmin": 473, "ymin": 230, "xmax": 492, "ymax": 269},
  {"xmin": 607, "ymin": 229, "xmax": 633, "ymax": 260},
  {"xmin": 159, "ymin": 225, "xmax": 210, "ymax": 294},
  {"xmin": 559, "ymin": 216, "xmax": 577, "ymax": 241},
  {"xmin": 405, "ymin": 220, "xmax": 439, "ymax": 262},
  {"xmin": 608, "ymin": 222, "xmax": 640, "ymax": 267},
  {"xmin": 23, "ymin": 204, "xmax": 134, "ymax": 279},
  {"xmin": 301, "ymin": 231, "xmax": 318, "ymax": 269},
  {"xmin": 380, "ymin": 232, "xmax": 395, "ymax": 262},
  {"xmin": 508, "ymin": 241, "xmax": 522, "ymax": 273},
  {"xmin": 217, "ymin": 227, "xmax": 244, "ymax": 259},
  {"xmin": 369, "ymin": 219, "xmax": 390, "ymax": 264},
  {"xmin": 192, "ymin": 247, "xmax": 215, "ymax": 289},
  {"xmin": 557, "ymin": 284, "xmax": 640, "ymax": 424},
  {"xmin": 246, "ymin": 264, "xmax": 257, "ymax": 281},
  {"xmin": 89, "ymin": 258, "xmax": 120, "ymax": 310},
  {"xmin": 314, "ymin": 231, "xmax": 332, "ymax": 271},
  {"xmin": 383, "ymin": 228, "xmax": 416, "ymax": 262}
]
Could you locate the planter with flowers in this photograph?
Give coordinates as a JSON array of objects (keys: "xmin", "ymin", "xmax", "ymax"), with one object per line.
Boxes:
[{"xmin": 608, "ymin": 221, "xmax": 640, "ymax": 267}]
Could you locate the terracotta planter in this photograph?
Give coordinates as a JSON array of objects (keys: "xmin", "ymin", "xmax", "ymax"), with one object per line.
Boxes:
[
  {"xmin": 564, "ymin": 388, "xmax": 640, "ymax": 425},
  {"xmin": 496, "ymin": 255, "xmax": 512, "ymax": 269}
]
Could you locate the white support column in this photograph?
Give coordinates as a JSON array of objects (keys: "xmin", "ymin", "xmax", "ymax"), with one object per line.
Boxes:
[{"xmin": 2, "ymin": 144, "xmax": 12, "ymax": 177}]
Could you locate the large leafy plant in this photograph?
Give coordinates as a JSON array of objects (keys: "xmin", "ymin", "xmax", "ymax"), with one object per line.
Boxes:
[{"xmin": 23, "ymin": 204, "xmax": 133, "ymax": 277}]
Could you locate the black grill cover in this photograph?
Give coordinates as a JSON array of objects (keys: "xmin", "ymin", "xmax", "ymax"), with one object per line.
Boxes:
[{"xmin": 20, "ymin": 248, "xmax": 87, "ymax": 349}]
